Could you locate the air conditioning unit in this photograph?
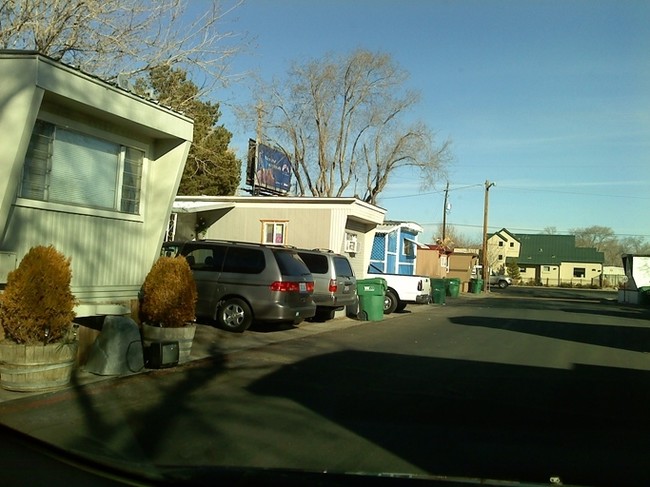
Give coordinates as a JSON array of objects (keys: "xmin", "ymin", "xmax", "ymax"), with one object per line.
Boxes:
[{"xmin": 344, "ymin": 234, "xmax": 358, "ymax": 253}]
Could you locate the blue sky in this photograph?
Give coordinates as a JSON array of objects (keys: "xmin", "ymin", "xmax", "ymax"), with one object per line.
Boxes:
[{"xmin": 205, "ymin": 0, "xmax": 649, "ymax": 243}]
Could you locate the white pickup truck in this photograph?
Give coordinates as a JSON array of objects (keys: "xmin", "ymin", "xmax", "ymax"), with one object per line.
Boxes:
[{"xmin": 368, "ymin": 265, "xmax": 432, "ymax": 314}]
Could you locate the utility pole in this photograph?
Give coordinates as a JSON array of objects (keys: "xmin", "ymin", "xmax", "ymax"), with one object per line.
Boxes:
[
  {"xmin": 482, "ymin": 180, "xmax": 495, "ymax": 292},
  {"xmin": 442, "ymin": 181, "xmax": 449, "ymax": 241},
  {"xmin": 253, "ymin": 101, "xmax": 263, "ymax": 195}
]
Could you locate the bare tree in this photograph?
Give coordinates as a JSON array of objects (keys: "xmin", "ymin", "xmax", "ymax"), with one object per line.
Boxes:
[
  {"xmin": 434, "ymin": 224, "xmax": 481, "ymax": 248},
  {"xmin": 571, "ymin": 225, "xmax": 617, "ymax": 249},
  {"xmin": 245, "ymin": 49, "xmax": 452, "ymax": 203},
  {"xmin": 570, "ymin": 225, "xmax": 620, "ymax": 265},
  {"xmin": 0, "ymin": 0, "xmax": 243, "ymax": 87}
]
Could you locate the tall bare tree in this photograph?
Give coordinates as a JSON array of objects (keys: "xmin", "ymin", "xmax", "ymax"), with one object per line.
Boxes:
[
  {"xmin": 0, "ymin": 0, "xmax": 243, "ymax": 87},
  {"xmin": 571, "ymin": 225, "xmax": 621, "ymax": 265},
  {"xmin": 246, "ymin": 49, "xmax": 452, "ymax": 203}
]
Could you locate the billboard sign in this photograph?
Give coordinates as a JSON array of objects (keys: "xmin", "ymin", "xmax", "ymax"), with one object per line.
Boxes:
[{"xmin": 246, "ymin": 139, "xmax": 292, "ymax": 194}]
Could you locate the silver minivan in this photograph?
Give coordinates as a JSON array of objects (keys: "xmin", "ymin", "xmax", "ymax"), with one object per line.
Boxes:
[
  {"xmin": 296, "ymin": 249, "xmax": 358, "ymax": 321},
  {"xmin": 166, "ymin": 240, "xmax": 316, "ymax": 333}
]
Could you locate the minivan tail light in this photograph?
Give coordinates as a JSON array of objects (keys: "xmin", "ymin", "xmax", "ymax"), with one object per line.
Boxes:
[
  {"xmin": 328, "ymin": 279, "xmax": 337, "ymax": 293},
  {"xmin": 270, "ymin": 281, "xmax": 314, "ymax": 293}
]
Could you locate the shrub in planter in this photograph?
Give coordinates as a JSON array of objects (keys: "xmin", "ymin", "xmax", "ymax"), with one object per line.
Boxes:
[
  {"xmin": 140, "ymin": 256, "xmax": 197, "ymax": 328},
  {"xmin": 0, "ymin": 245, "xmax": 78, "ymax": 391},
  {"xmin": 0, "ymin": 245, "xmax": 77, "ymax": 345},
  {"xmin": 140, "ymin": 257, "xmax": 197, "ymax": 364}
]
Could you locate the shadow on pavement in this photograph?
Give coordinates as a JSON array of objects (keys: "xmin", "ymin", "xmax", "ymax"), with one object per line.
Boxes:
[
  {"xmin": 248, "ymin": 350, "xmax": 650, "ymax": 487},
  {"xmin": 450, "ymin": 315, "xmax": 650, "ymax": 353},
  {"xmin": 32, "ymin": 344, "xmax": 230, "ymax": 464}
]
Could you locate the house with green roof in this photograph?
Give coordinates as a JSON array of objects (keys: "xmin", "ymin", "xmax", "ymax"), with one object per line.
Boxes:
[{"xmin": 487, "ymin": 229, "xmax": 604, "ymax": 287}]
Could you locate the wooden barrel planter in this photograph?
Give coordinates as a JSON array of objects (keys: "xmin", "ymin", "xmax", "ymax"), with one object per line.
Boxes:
[
  {"xmin": 141, "ymin": 323, "xmax": 196, "ymax": 364},
  {"xmin": 0, "ymin": 342, "xmax": 78, "ymax": 392}
]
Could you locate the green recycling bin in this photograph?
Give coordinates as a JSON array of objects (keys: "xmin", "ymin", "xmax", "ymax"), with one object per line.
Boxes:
[
  {"xmin": 356, "ymin": 278, "xmax": 387, "ymax": 321},
  {"xmin": 446, "ymin": 278, "xmax": 461, "ymax": 297},
  {"xmin": 470, "ymin": 278, "xmax": 483, "ymax": 294},
  {"xmin": 431, "ymin": 278, "xmax": 446, "ymax": 304}
]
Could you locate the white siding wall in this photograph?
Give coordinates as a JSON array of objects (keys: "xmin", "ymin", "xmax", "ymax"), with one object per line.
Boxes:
[{"xmin": 3, "ymin": 206, "xmax": 145, "ymax": 297}]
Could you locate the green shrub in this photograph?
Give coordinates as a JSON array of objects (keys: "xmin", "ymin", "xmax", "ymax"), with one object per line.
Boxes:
[
  {"xmin": 0, "ymin": 245, "xmax": 77, "ymax": 345},
  {"xmin": 140, "ymin": 257, "xmax": 197, "ymax": 328}
]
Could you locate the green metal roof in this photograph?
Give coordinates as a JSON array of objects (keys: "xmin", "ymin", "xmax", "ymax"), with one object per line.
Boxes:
[{"xmin": 510, "ymin": 234, "xmax": 604, "ymax": 265}]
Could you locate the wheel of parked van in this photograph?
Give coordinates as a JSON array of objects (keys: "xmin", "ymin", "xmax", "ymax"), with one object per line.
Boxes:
[
  {"xmin": 395, "ymin": 301, "xmax": 407, "ymax": 313},
  {"xmin": 498, "ymin": 280, "xmax": 508, "ymax": 289},
  {"xmin": 383, "ymin": 290, "xmax": 398, "ymax": 314},
  {"xmin": 217, "ymin": 298, "xmax": 252, "ymax": 333}
]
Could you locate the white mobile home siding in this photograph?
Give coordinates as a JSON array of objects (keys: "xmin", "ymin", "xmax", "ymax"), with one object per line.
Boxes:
[
  {"xmin": 174, "ymin": 196, "xmax": 385, "ymax": 282},
  {"xmin": 0, "ymin": 53, "xmax": 193, "ymax": 316}
]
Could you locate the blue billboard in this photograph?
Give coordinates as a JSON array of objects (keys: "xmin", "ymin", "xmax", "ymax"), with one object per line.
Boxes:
[{"xmin": 246, "ymin": 139, "xmax": 292, "ymax": 194}]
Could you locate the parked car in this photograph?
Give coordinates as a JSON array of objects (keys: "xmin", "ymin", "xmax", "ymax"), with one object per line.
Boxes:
[
  {"xmin": 295, "ymin": 249, "xmax": 358, "ymax": 321},
  {"xmin": 162, "ymin": 240, "xmax": 316, "ymax": 332},
  {"xmin": 472, "ymin": 265, "xmax": 513, "ymax": 288}
]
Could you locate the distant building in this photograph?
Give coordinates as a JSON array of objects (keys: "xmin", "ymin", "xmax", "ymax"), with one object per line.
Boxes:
[
  {"xmin": 487, "ymin": 229, "xmax": 604, "ymax": 287},
  {"xmin": 619, "ymin": 254, "xmax": 650, "ymax": 305}
]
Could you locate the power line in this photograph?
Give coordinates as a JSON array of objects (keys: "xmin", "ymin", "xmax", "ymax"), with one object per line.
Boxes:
[
  {"xmin": 420, "ymin": 221, "xmax": 650, "ymax": 239},
  {"xmin": 379, "ymin": 183, "xmax": 482, "ymax": 200},
  {"xmin": 380, "ymin": 182, "xmax": 649, "ymax": 201},
  {"xmin": 498, "ymin": 185, "xmax": 650, "ymax": 200}
]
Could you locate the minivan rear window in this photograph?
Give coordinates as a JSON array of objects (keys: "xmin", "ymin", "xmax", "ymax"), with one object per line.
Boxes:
[
  {"xmin": 297, "ymin": 253, "xmax": 328, "ymax": 274},
  {"xmin": 275, "ymin": 251, "xmax": 311, "ymax": 276},
  {"xmin": 223, "ymin": 247, "xmax": 265, "ymax": 274}
]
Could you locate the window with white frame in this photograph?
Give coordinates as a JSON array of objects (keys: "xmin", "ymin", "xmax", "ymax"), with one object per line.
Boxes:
[
  {"xmin": 20, "ymin": 120, "xmax": 144, "ymax": 215},
  {"xmin": 263, "ymin": 221, "xmax": 287, "ymax": 244}
]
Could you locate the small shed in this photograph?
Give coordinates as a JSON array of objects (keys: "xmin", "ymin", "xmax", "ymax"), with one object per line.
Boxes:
[
  {"xmin": 369, "ymin": 221, "xmax": 426, "ymax": 275},
  {"xmin": 0, "ymin": 51, "xmax": 193, "ymax": 317},
  {"xmin": 416, "ymin": 246, "xmax": 479, "ymax": 291}
]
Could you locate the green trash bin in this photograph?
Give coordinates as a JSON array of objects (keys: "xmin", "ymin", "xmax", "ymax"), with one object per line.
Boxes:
[
  {"xmin": 431, "ymin": 278, "xmax": 446, "ymax": 304},
  {"xmin": 446, "ymin": 278, "xmax": 461, "ymax": 297},
  {"xmin": 470, "ymin": 278, "xmax": 483, "ymax": 294},
  {"xmin": 357, "ymin": 278, "xmax": 387, "ymax": 321}
]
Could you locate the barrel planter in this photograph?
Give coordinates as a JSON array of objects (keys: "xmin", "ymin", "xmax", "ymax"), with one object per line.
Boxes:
[
  {"xmin": 141, "ymin": 323, "xmax": 196, "ymax": 364},
  {"xmin": 0, "ymin": 341, "xmax": 78, "ymax": 392}
]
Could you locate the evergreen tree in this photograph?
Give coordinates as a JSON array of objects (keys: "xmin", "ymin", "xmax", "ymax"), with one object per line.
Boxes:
[
  {"xmin": 139, "ymin": 66, "xmax": 241, "ymax": 195},
  {"xmin": 506, "ymin": 261, "xmax": 521, "ymax": 281}
]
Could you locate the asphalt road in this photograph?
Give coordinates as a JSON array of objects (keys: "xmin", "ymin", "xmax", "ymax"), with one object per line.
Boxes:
[{"xmin": 1, "ymin": 287, "xmax": 649, "ymax": 486}]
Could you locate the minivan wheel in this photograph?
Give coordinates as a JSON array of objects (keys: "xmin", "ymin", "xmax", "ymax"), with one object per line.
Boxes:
[{"xmin": 217, "ymin": 298, "xmax": 252, "ymax": 333}]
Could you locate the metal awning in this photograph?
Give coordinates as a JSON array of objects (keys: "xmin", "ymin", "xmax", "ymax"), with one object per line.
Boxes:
[
  {"xmin": 172, "ymin": 201, "xmax": 235, "ymax": 213},
  {"xmin": 404, "ymin": 237, "xmax": 428, "ymax": 249}
]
